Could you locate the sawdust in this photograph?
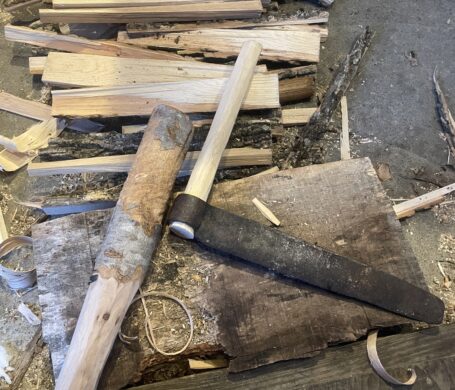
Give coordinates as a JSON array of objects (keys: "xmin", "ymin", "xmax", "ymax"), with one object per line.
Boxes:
[{"xmin": 17, "ymin": 344, "xmax": 53, "ymax": 390}]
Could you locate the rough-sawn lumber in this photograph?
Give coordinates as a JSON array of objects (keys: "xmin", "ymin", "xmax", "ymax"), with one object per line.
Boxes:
[
  {"xmin": 50, "ymin": 74, "xmax": 280, "ymax": 117},
  {"xmin": 117, "ymin": 28, "xmax": 320, "ymax": 62},
  {"xmin": 40, "ymin": 0, "xmax": 264, "ymax": 24}
]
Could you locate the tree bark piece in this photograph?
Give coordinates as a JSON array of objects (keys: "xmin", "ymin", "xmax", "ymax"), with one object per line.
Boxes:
[
  {"xmin": 55, "ymin": 105, "xmax": 193, "ymax": 390},
  {"xmin": 5, "ymin": 25, "xmax": 184, "ymax": 61},
  {"xmin": 287, "ymin": 27, "xmax": 372, "ymax": 166},
  {"xmin": 39, "ymin": 1, "xmax": 264, "ymax": 24}
]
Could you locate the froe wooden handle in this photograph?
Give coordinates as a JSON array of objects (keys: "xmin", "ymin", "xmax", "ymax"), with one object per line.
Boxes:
[
  {"xmin": 55, "ymin": 105, "xmax": 193, "ymax": 390},
  {"xmin": 170, "ymin": 40, "xmax": 262, "ymax": 239}
]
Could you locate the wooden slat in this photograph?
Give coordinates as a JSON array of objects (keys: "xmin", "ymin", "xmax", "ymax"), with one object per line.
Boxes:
[
  {"xmin": 40, "ymin": 0, "xmax": 263, "ymax": 24},
  {"xmin": 53, "ymin": 0, "xmax": 249, "ymax": 7},
  {"xmin": 4, "ymin": 25, "xmax": 184, "ymax": 60},
  {"xmin": 41, "ymin": 52, "xmax": 267, "ymax": 87},
  {"xmin": 340, "ymin": 96, "xmax": 350, "ymax": 160},
  {"xmin": 118, "ymin": 28, "xmax": 321, "ymax": 62},
  {"xmin": 51, "ymin": 74, "xmax": 280, "ymax": 117},
  {"xmin": 0, "ymin": 90, "xmax": 51, "ymax": 121},
  {"xmin": 282, "ymin": 107, "xmax": 317, "ymax": 126},
  {"xmin": 393, "ymin": 183, "xmax": 455, "ymax": 219},
  {"xmin": 27, "ymin": 147, "xmax": 272, "ymax": 176},
  {"xmin": 126, "ymin": 15, "xmax": 328, "ymax": 35},
  {"xmin": 131, "ymin": 325, "xmax": 455, "ymax": 390},
  {"xmin": 279, "ymin": 76, "xmax": 314, "ymax": 104}
]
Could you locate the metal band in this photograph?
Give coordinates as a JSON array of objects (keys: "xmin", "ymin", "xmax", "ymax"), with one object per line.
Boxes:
[{"xmin": 167, "ymin": 194, "xmax": 208, "ymax": 230}]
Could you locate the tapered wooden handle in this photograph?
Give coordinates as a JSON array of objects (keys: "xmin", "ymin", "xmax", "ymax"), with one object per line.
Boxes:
[
  {"xmin": 55, "ymin": 105, "xmax": 193, "ymax": 390},
  {"xmin": 184, "ymin": 40, "xmax": 262, "ymax": 201}
]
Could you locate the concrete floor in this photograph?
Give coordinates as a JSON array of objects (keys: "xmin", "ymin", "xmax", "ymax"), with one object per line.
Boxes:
[{"xmin": 0, "ymin": 0, "xmax": 454, "ymax": 388}]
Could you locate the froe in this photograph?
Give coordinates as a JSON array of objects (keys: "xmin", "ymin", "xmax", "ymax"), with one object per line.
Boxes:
[{"xmin": 168, "ymin": 41, "xmax": 445, "ymax": 325}]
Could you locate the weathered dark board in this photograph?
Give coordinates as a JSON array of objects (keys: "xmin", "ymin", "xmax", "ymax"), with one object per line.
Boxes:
[
  {"xmin": 32, "ymin": 158, "xmax": 430, "ymax": 388},
  {"xmin": 131, "ymin": 325, "xmax": 455, "ymax": 390}
]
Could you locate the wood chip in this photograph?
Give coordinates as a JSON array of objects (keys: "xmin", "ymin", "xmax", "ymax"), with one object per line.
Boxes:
[{"xmin": 252, "ymin": 197, "xmax": 280, "ymax": 226}]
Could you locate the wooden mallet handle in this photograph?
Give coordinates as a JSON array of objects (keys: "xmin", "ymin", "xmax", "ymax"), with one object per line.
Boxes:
[
  {"xmin": 55, "ymin": 105, "xmax": 193, "ymax": 390},
  {"xmin": 170, "ymin": 40, "xmax": 262, "ymax": 239}
]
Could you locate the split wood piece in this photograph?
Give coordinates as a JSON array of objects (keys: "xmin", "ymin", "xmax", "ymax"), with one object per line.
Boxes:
[
  {"xmin": 188, "ymin": 358, "xmax": 228, "ymax": 370},
  {"xmin": 251, "ymin": 166, "xmax": 279, "ymax": 176},
  {"xmin": 0, "ymin": 118, "xmax": 63, "ymax": 154},
  {"xmin": 4, "ymin": 25, "xmax": 184, "ymax": 61},
  {"xmin": 340, "ymin": 96, "xmax": 350, "ymax": 160},
  {"xmin": 117, "ymin": 28, "xmax": 321, "ymax": 63},
  {"xmin": 55, "ymin": 105, "xmax": 194, "ymax": 390},
  {"xmin": 29, "ymin": 57, "xmax": 46, "ymax": 75},
  {"xmin": 0, "ymin": 150, "xmax": 35, "ymax": 172},
  {"xmin": 40, "ymin": 52, "xmax": 267, "ymax": 87},
  {"xmin": 393, "ymin": 183, "xmax": 455, "ymax": 219},
  {"xmin": 252, "ymin": 197, "xmax": 280, "ymax": 226},
  {"xmin": 288, "ymin": 27, "xmax": 372, "ymax": 166},
  {"xmin": 50, "ymin": 74, "xmax": 280, "ymax": 117},
  {"xmin": 0, "ymin": 208, "xmax": 8, "ymax": 243},
  {"xmin": 27, "ymin": 148, "xmax": 272, "ymax": 176},
  {"xmin": 279, "ymin": 76, "xmax": 314, "ymax": 105},
  {"xmin": 433, "ymin": 68, "xmax": 455, "ymax": 160},
  {"xmin": 40, "ymin": 1, "xmax": 264, "ymax": 24},
  {"xmin": 122, "ymin": 119, "xmax": 210, "ymax": 134},
  {"xmin": 126, "ymin": 14, "xmax": 329, "ymax": 35},
  {"xmin": 53, "ymin": 0, "xmax": 258, "ymax": 7},
  {"xmin": 32, "ymin": 158, "xmax": 431, "ymax": 388},
  {"xmin": 0, "ymin": 90, "xmax": 104, "ymax": 133},
  {"xmin": 282, "ymin": 107, "xmax": 317, "ymax": 126},
  {"xmin": 0, "ymin": 90, "xmax": 51, "ymax": 121},
  {"xmin": 129, "ymin": 325, "xmax": 455, "ymax": 390}
]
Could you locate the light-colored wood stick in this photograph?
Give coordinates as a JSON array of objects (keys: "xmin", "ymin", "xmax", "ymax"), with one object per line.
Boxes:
[
  {"xmin": 4, "ymin": 25, "xmax": 184, "ymax": 61},
  {"xmin": 50, "ymin": 73, "xmax": 279, "ymax": 117},
  {"xmin": 0, "ymin": 90, "xmax": 51, "ymax": 121},
  {"xmin": 55, "ymin": 106, "xmax": 194, "ymax": 390},
  {"xmin": 184, "ymin": 41, "xmax": 262, "ymax": 202},
  {"xmin": 117, "ymin": 28, "xmax": 320, "ymax": 63},
  {"xmin": 393, "ymin": 183, "xmax": 455, "ymax": 219},
  {"xmin": 40, "ymin": 0, "xmax": 263, "ymax": 24},
  {"xmin": 29, "ymin": 57, "xmax": 46, "ymax": 75},
  {"xmin": 40, "ymin": 52, "xmax": 267, "ymax": 87},
  {"xmin": 188, "ymin": 358, "xmax": 228, "ymax": 370},
  {"xmin": 252, "ymin": 197, "xmax": 280, "ymax": 226},
  {"xmin": 27, "ymin": 147, "xmax": 272, "ymax": 176},
  {"xmin": 282, "ymin": 107, "xmax": 317, "ymax": 126},
  {"xmin": 53, "ymin": 0, "xmax": 249, "ymax": 8},
  {"xmin": 340, "ymin": 96, "xmax": 350, "ymax": 160},
  {"xmin": 0, "ymin": 208, "xmax": 8, "ymax": 244}
]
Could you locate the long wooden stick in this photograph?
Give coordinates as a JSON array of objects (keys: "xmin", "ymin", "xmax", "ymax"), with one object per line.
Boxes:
[
  {"xmin": 55, "ymin": 105, "xmax": 193, "ymax": 390},
  {"xmin": 170, "ymin": 40, "xmax": 262, "ymax": 239}
]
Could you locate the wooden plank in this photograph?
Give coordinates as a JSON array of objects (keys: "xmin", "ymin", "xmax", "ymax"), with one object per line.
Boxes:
[
  {"xmin": 33, "ymin": 210, "xmax": 108, "ymax": 377},
  {"xmin": 40, "ymin": 1, "xmax": 264, "ymax": 24},
  {"xmin": 340, "ymin": 96, "xmax": 350, "ymax": 160},
  {"xmin": 28, "ymin": 56, "xmax": 46, "ymax": 75},
  {"xmin": 41, "ymin": 52, "xmax": 267, "ymax": 87},
  {"xmin": 279, "ymin": 75, "xmax": 314, "ymax": 104},
  {"xmin": 132, "ymin": 325, "xmax": 455, "ymax": 390},
  {"xmin": 126, "ymin": 15, "xmax": 329, "ymax": 35},
  {"xmin": 0, "ymin": 90, "xmax": 51, "ymax": 121},
  {"xmin": 117, "ymin": 28, "xmax": 321, "ymax": 62},
  {"xmin": 4, "ymin": 25, "xmax": 185, "ymax": 61},
  {"xmin": 51, "ymin": 74, "xmax": 280, "ymax": 117},
  {"xmin": 393, "ymin": 183, "xmax": 455, "ymax": 219},
  {"xmin": 27, "ymin": 147, "xmax": 272, "ymax": 176},
  {"xmin": 32, "ymin": 158, "xmax": 430, "ymax": 388},
  {"xmin": 53, "ymin": 0, "xmax": 252, "ymax": 7},
  {"xmin": 282, "ymin": 107, "xmax": 317, "ymax": 126}
]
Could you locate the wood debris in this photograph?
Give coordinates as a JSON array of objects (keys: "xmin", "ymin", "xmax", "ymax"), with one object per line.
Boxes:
[{"xmin": 252, "ymin": 197, "xmax": 281, "ymax": 226}]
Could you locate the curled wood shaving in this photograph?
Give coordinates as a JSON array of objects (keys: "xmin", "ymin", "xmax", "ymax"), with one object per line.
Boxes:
[{"xmin": 367, "ymin": 330, "xmax": 416, "ymax": 386}]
